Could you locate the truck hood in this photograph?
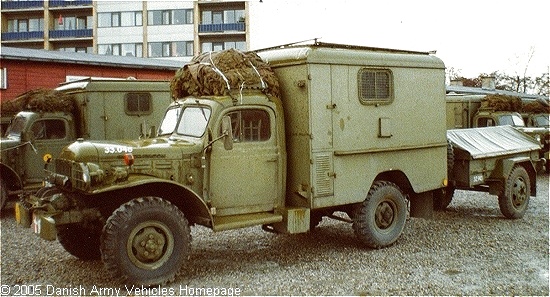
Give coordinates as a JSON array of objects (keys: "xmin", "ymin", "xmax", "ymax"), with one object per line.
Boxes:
[{"xmin": 59, "ymin": 137, "xmax": 203, "ymax": 164}]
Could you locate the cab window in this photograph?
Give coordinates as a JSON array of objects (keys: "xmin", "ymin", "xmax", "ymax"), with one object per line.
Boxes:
[
  {"xmin": 30, "ymin": 119, "xmax": 66, "ymax": 140},
  {"xmin": 223, "ymin": 109, "xmax": 271, "ymax": 142}
]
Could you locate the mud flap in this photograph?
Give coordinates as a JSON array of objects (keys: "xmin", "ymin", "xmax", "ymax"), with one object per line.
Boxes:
[{"xmin": 410, "ymin": 192, "xmax": 434, "ymax": 219}]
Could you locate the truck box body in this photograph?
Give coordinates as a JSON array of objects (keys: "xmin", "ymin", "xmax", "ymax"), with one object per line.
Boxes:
[
  {"xmin": 55, "ymin": 79, "xmax": 171, "ymax": 140},
  {"xmin": 258, "ymin": 46, "xmax": 448, "ymax": 209}
]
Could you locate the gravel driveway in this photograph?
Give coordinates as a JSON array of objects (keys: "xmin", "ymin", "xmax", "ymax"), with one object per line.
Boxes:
[{"xmin": 1, "ymin": 174, "xmax": 548, "ymax": 296}]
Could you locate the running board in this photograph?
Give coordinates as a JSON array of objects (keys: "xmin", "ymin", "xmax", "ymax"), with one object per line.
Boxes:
[{"xmin": 212, "ymin": 212, "xmax": 283, "ymax": 231}]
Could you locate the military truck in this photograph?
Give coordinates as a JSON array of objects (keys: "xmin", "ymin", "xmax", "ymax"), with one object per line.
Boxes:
[
  {"xmin": 0, "ymin": 78, "xmax": 171, "ymax": 209},
  {"xmin": 15, "ymin": 43, "xmax": 544, "ymax": 286},
  {"xmin": 446, "ymin": 93, "xmax": 549, "ymax": 171}
]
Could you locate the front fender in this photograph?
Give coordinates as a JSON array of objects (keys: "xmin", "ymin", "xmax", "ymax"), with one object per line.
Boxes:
[
  {"xmin": 0, "ymin": 162, "xmax": 23, "ymax": 193},
  {"xmin": 89, "ymin": 176, "xmax": 213, "ymax": 228}
]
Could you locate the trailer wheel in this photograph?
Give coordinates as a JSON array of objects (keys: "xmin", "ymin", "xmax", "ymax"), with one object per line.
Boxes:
[
  {"xmin": 498, "ymin": 166, "xmax": 530, "ymax": 219},
  {"xmin": 57, "ymin": 222, "xmax": 102, "ymax": 260},
  {"xmin": 352, "ymin": 181, "xmax": 407, "ymax": 248},
  {"xmin": 101, "ymin": 197, "xmax": 191, "ymax": 286}
]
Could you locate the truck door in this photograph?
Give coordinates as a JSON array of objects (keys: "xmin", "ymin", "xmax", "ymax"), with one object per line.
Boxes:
[
  {"xmin": 25, "ymin": 118, "xmax": 71, "ymax": 184},
  {"xmin": 209, "ymin": 107, "xmax": 279, "ymax": 216}
]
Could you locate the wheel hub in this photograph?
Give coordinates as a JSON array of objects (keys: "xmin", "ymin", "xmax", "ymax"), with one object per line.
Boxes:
[
  {"xmin": 133, "ymin": 227, "xmax": 166, "ymax": 262},
  {"xmin": 375, "ymin": 201, "xmax": 395, "ymax": 229},
  {"xmin": 127, "ymin": 221, "xmax": 174, "ymax": 270},
  {"xmin": 512, "ymin": 177, "xmax": 527, "ymax": 207}
]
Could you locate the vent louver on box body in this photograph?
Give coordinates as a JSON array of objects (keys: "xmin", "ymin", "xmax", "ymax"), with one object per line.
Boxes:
[{"xmin": 313, "ymin": 153, "xmax": 333, "ymax": 197}]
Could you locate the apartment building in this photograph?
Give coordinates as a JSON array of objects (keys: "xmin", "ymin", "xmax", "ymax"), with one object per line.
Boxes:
[{"xmin": 1, "ymin": 0, "xmax": 249, "ymax": 61}]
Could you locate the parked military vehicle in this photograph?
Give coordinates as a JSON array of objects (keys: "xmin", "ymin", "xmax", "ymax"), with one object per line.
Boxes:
[
  {"xmin": 15, "ymin": 43, "xmax": 544, "ymax": 286},
  {"xmin": 446, "ymin": 93, "xmax": 549, "ymax": 171},
  {"xmin": 1, "ymin": 78, "xmax": 171, "ymax": 209}
]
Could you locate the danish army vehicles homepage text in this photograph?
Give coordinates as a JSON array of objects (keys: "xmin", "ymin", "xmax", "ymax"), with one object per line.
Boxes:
[
  {"xmin": 15, "ymin": 43, "xmax": 543, "ymax": 285},
  {"xmin": 1, "ymin": 79, "xmax": 171, "ymax": 209}
]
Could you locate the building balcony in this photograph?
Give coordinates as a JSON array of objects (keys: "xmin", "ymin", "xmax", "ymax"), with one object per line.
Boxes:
[
  {"xmin": 49, "ymin": 0, "xmax": 93, "ymax": 7},
  {"xmin": 1, "ymin": 1, "xmax": 43, "ymax": 10},
  {"xmin": 49, "ymin": 29, "xmax": 92, "ymax": 39},
  {"xmin": 1, "ymin": 31, "xmax": 44, "ymax": 41},
  {"xmin": 198, "ymin": 22, "xmax": 245, "ymax": 33}
]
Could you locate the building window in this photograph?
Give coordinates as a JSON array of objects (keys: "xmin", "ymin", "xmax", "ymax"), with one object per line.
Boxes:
[
  {"xmin": 148, "ymin": 41, "xmax": 193, "ymax": 58},
  {"xmin": 7, "ymin": 18, "xmax": 44, "ymax": 33},
  {"xmin": 98, "ymin": 12, "xmax": 141, "ymax": 27},
  {"xmin": 99, "ymin": 43, "xmax": 142, "ymax": 57},
  {"xmin": 125, "ymin": 93, "xmax": 152, "ymax": 116},
  {"xmin": 201, "ymin": 41, "xmax": 246, "ymax": 53},
  {"xmin": 148, "ymin": 9, "xmax": 192, "ymax": 25},
  {"xmin": 358, "ymin": 68, "xmax": 393, "ymax": 104},
  {"xmin": 0, "ymin": 68, "xmax": 7, "ymax": 90},
  {"xmin": 202, "ymin": 9, "xmax": 244, "ymax": 24}
]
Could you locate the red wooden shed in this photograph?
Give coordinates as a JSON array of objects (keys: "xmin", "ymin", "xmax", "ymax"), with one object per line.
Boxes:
[{"xmin": 0, "ymin": 47, "xmax": 183, "ymax": 102}]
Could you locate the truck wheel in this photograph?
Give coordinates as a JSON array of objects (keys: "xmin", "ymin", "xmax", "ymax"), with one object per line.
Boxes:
[
  {"xmin": 352, "ymin": 181, "xmax": 407, "ymax": 249},
  {"xmin": 100, "ymin": 197, "xmax": 191, "ymax": 286},
  {"xmin": 0, "ymin": 182, "xmax": 7, "ymax": 211},
  {"xmin": 57, "ymin": 222, "xmax": 102, "ymax": 260},
  {"xmin": 498, "ymin": 166, "xmax": 530, "ymax": 219}
]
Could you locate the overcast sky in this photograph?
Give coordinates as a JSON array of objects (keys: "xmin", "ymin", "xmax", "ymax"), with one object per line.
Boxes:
[{"xmin": 248, "ymin": 0, "xmax": 549, "ymax": 78}]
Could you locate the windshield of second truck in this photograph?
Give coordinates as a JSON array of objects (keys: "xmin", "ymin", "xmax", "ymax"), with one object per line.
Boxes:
[
  {"xmin": 158, "ymin": 106, "xmax": 211, "ymax": 137},
  {"xmin": 534, "ymin": 115, "xmax": 550, "ymax": 127},
  {"xmin": 499, "ymin": 114, "xmax": 525, "ymax": 127},
  {"xmin": 4, "ymin": 115, "xmax": 27, "ymax": 138}
]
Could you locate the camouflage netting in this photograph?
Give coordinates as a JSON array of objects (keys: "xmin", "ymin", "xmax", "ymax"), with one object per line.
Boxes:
[
  {"xmin": 1, "ymin": 88, "xmax": 77, "ymax": 114},
  {"xmin": 480, "ymin": 94, "xmax": 550, "ymax": 113},
  {"xmin": 481, "ymin": 94, "xmax": 523, "ymax": 112},
  {"xmin": 523, "ymin": 101, "xmax": 550, "ymax": 113},
  {"xmin": 170, "ymin": 48, "xmax": 280, "ymax": 100}
]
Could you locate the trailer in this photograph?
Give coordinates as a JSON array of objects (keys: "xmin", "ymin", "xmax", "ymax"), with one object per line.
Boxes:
[{"xmin": 437, "ymin": 125, "xmax": 543, "ymax": 218}]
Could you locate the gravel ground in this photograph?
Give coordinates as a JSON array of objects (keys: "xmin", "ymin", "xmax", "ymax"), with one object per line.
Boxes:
[{"xmin": 1, "ymin": 174, "xmax": 548, "ymax": 296}]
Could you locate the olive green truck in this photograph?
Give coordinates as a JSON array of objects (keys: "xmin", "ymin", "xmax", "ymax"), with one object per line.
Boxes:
[
  {"xmin": 1, "ymin": 78, "xmax": 171, "ymax": 209},
  {"xmin": 15, "ymin": 43, "xmax": 544, "ymax": 286}
]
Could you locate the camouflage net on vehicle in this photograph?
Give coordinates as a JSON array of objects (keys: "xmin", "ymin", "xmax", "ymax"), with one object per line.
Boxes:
[
  {"xmin": 1, "ymin": 88, "xmax": 77, "ymax": 114},
  {"xmin": 481, "ymin": 94, "xmax": 550, "ymax": 113},
  {"xmin": 481, "ymin": 94, "xmax": 523, "ymax": 112},
  {"xmin": 170, "ymin": 48, "xmax": 280, "ymax": 100}
]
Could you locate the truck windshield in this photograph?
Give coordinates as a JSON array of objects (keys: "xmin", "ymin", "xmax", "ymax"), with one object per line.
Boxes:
[
  {"xmin": 177, "ymin": 106, "xmax": 211, "ymax": 137},
  {"xmin": 533, "ymin": 115, "xmax": 549, "ymax": 127},
  {"xmin": 158, "ymin": 107, "xmax": 180, "ymax": 135},
  {"xmin": 499, "ymin": 114, "xmax": 525, "ymax": 127},
  {"xmin": 5, "ymin": 116, "xmax": 27, "ymax": 137},
  {"xmin": 157, "ymin": 106, "xmax": 211, "ymax": 137}
]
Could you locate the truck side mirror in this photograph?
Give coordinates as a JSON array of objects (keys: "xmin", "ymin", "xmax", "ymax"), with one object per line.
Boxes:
[{"xmin": 221, "ymin": 116, "xmax": 233, "ymax": 150}]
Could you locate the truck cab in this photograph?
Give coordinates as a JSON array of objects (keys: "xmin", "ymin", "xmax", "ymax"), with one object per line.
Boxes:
[{"xmin": 473, "ymin": 110, "xmax": 526, "ymax": 128}]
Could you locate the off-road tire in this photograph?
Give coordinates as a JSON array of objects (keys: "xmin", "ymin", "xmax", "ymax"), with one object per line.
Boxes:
[
  {"xmin": 100, "ymin": 197, "xmax": 191, "ymax": 286},
  {"xmin": 352, "ymin": 181, "xmax": 407, "ymax": 249},
  {"xmin": 498, "ymin": 165, "xmax": 530, "ymax": 219},
  {"xmin": 57, "ymin": 222, "xmax": 103, "ymax": 260}
]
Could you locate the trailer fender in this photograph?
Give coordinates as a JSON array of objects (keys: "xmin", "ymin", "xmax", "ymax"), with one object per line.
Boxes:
[{"xmin": 490, "ymin": 157, "xmax": 536, "ymax": 196}]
